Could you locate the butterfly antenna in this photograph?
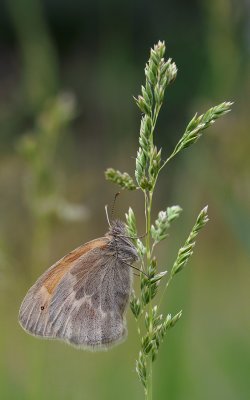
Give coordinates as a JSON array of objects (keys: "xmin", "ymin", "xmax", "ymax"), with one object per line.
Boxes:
[
  {"xmin": 111, "ymin": 192, "xmax": 120, "ymax": 220},
  {"xmin": 105, "ymin": 205, "xmax": 111, "ymax": 228}
]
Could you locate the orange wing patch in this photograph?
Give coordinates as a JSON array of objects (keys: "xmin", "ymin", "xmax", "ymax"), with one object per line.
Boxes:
[{"xmin": 43, "ymin": 238, "xmax": 108, "ymax": 295}]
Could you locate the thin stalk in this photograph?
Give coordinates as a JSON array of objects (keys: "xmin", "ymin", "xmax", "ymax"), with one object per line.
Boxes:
[
  {"xmin": 159, "ymin": 152, "xmax": 176, "ymax": 173},
  {"xmin": 158, "ymin": 275, "xmax": 173, "ymax": 309},
  {"xmin": 145, "ymin": 190, "xmax": 153, "ymax": 400}
]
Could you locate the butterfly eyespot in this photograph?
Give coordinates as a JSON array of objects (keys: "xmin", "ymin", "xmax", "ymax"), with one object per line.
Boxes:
[{"xmin": 41, "ymin": 306, "xmax": 45, "ymax": 310}]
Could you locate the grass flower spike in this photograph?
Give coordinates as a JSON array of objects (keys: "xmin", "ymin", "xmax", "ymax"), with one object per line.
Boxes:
[{"xmin": 105, "ymin": 40, "xmax": 232, "ymax": 400}]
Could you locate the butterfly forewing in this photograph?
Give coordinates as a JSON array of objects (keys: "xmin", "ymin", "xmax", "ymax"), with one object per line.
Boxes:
[{"xmin": 19, "ymin": 232, "xmax": 133, "ymax": 349}]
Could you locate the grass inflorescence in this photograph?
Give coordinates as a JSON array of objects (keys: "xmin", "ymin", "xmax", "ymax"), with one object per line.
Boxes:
[{"xmin": 105, "ymin": 40, "xmax": 232, "ymax": 400}]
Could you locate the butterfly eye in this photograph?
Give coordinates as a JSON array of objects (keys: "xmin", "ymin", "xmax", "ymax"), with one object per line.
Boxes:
[{"xmin": 41, "ymin": 306, "xmax": 45, "ymax": 311}]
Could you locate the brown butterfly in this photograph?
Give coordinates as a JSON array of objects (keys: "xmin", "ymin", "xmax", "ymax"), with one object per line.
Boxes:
[{"xmin": 19, "ymin": 218, "xmax": 139, "ymax": 350}]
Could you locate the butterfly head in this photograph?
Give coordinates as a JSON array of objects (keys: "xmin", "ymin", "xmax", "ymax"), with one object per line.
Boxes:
[
  {"xmin": 108, "ymin": 219, "xmax": 127, "ymax": 236},
  {"xmin": 107, "ymin": 219, "xmax": 139, "ymax": 262}
]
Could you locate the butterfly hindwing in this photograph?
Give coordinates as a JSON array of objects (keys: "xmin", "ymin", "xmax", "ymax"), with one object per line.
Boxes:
[
  {"xmin": 48, "ymin": 248, "xmax": 131, "ymax": 348},
  {"xmin": 19, "ymin": 238, "xmax": 108, "ymax": 338},
  {"xmin": 19, "ymin": 237, "xmax": 132, "ymax": 349}
]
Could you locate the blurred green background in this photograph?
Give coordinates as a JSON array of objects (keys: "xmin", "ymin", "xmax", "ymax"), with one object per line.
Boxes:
[{"xmin": 0, "ymin": 0, "xmax": 249, "ymax": 399}]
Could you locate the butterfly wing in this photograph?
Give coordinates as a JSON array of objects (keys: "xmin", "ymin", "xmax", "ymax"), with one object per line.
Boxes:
[
  {"xmin": 19, "ymin": 237, "xmax": 132, "ymax": 349},
  {"xmin": 19, "ymin": 238, "xmax": 108, "ymax": 339}
]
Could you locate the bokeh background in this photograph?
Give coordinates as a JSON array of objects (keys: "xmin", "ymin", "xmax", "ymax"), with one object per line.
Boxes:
[{"xmin": 0, "ymin": 0, "xmax": 249, "ymax": 399}]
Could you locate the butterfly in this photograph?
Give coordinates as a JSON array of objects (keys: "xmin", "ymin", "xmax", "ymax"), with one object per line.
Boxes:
[{"xmin": 19, "ymin": 218, "xmax": 139, "ymax": 350}]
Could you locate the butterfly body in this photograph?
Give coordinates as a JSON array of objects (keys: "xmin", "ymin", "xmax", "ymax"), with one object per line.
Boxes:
[{"xmin": 19, "ymin": 220, "xmax": 138, "ymax": 350}]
